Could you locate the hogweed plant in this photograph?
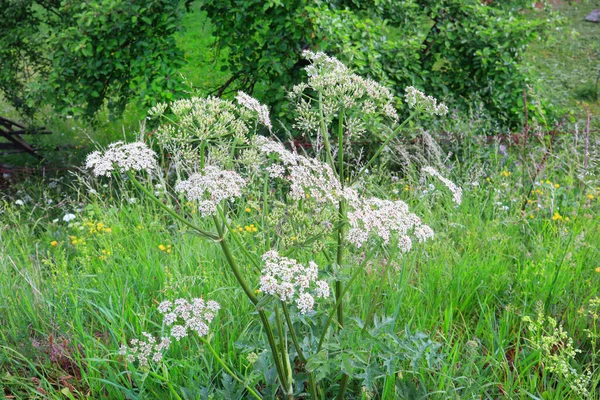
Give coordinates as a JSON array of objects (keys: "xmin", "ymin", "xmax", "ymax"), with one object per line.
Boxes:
[{"xmin": 86, "ymin": 52, "xmax": 459, "ymax": 399}]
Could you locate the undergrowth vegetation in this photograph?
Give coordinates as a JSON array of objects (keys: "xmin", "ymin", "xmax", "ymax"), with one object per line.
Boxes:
[{"xmin": 1, "ymin": 1, "xmax": 600, "ymax": 400}]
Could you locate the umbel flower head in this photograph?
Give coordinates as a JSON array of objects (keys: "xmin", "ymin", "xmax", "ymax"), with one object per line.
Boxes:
[
  {"xmin": 255, "ymin": 136, "xmax": 341, "ymax": 204},
  {"xmin": 157, "ymin": 298, "xmax": 221, "ymax": 341},
  {"xmin": 289, "ymin": 51, "xmax": 398, "ymax": 139},
  {"xmin": 86, "ymin": 141, "xmax": 157, "ymax": 177},
  {"xmin": 343, "ymin": 189, "xmax": 434, "ymax": 252},
  {"xmin": 259, "ymin": 251, "xmax": 330, "ymax": 314},
  {"xmin": 120, "ymin": 298, "xmax": 220, "ymax": 367},
  {"xmin": 405, "ymin": 86, "xmax": 448, "ymax": 116},
  {"xmin": 175, "ymin": 166, "xmax": 246, "ymax": 217},
  {"xmin": 236, "ymin": 91, "xmax": 272, "ymax": 131}
]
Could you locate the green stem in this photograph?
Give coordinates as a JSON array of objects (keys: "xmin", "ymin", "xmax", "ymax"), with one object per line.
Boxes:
[
  {"xmin": 336, "ymin": 375, "xmax": 350, "ymax": 400},
  {"xmin": 282, "ymin": 303, "xmax": 318, "ymax": 400},
  {"xmin": 281, "ymin": 303, "xmax": 306, "ymax": 363},
  {"xmin": 338, "ymin": 107, "xmax": 345, "ymax": 184},
  {"xmin": 216, "ymin": 206, "xmax": 261, "ymax": 272},
  {"xmin": 353, "ymin": 113, "xmax": 416, "ymax": 184},
  {"xmin": 213, "ymin": 213, "xmax": 294, "ymax": 395},
  {"xmin": 213, "ymin": 214, "xmax": 290, "ymax": 393},
  {"xmin": 318, "ymin": 92, "xmax": 335, "ymax": 171},
  {"xmin": 258, "ymin": 310, "xmax": 289, "ymax": 394},
  {"xmin": 276, "ymin": 306, "xmax": 294, "ymax": 399},
  {"xmin": 213, "ymin": 215, "xmax": 258, "ymax": 304},
  {"xmin": 335, "ymin": 199, "xmax": 346, "ymax": 330},
  {"xmin": 263, "ymin": 173, "xmax": 271, "ymax": 249},
  {"xmin": 317, "ymin": 247, "xmax": 379, "ymax": 353},
  {"xmin": 200, "ymin": 338, "xmax": 263, "ymax": 399},
  {"xmin": 147, "ymin": 371, "xmax": 183, "ymax": 400},
  {"xmin": 128, "ymin": 172, "xmax": 219, "ymax": 240}
]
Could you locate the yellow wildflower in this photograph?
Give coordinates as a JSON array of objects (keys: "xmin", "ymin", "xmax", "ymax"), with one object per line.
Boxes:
[
  {"xmin": 554, "ymin": 183, "xmax": 560, "ymax": 189},
  {"xmin": 587, "ymin": 194, "xmax": 595, "ymax": 200},
  {"xmin": 551, "ymin": 212, "xmax": 562, "ymax": 221},
  {"xmin": 500, "ymin": 171, "xmax": 510, "ymax": 177},
  {"xmin": 245, "ymin": 207, "xmax": 252, "ymax": 213},
  {"xmin": 595, "ymin": 267, "xmax": 600, "ymax": 273},
  {"xmin": 50, "ymin": 240, "xmax": 58, "ymax": 247},
  {"xmin": 158, "ymin": 244, "xmax": 167, "ymax": 251}
]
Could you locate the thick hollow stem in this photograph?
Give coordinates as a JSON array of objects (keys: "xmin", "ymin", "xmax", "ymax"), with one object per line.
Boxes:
[
  {"xmin": 317, "ymin": 247, "xmax": 379, "ymax": 353},
  {"xmin": 212, "ymin": 214, "xmax": 290, "ymax": 393},
  {"xmin": 282, "ymin": 303, "xmax": 318, "ymax": 400},
  {"xmin": 275, "ymin": 306, "xmax": 294, "ymax": 398},
  {"xmin": 213, "ymin": 215, "xmax": 258, "ymax": 304}
]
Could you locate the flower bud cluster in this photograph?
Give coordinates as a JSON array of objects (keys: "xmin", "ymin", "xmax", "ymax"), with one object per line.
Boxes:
[
  {"xmin": 236, "ymin": 91, "xmax": 272, "ymax": 130},
  {"xmin": 405, "ymin": 86, "xmax": 448, "ymax": 116},
  {"xmin": 422, "ymin": 166, "xmax": 463, "ymax": 205},
  {"xmin": 120, "ymin": 298, "xmax": 220, "ymax": 367},
  {"xmin": 86, "ymin": 141, "xmax": 157, "ymax": 177},
  {"xmin": 175, "ymin": 166, "xmax": 246, "ymax": 216},
  {"xmin": 290, "ymin": 51, "xmax": 398, "ymax": 138},
  {"xmin": 259, "ymin": 251, "xmax": 330, "ymax": 314}
]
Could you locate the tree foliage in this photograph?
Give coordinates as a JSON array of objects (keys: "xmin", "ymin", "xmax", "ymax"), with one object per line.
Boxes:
[
  {"xmin": 0, "ymin": 0, "xmax": 190, "ymax": 119},
  {"xmin": 201, "ymin": 0, "xmax": 549, "ymax": 129}
]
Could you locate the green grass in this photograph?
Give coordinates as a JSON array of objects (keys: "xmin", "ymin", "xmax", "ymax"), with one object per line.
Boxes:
[
  {"xmin": 526, "ymin": 0, "xmax": 600, "ymax": 118},
  {"xmin": 1, "ymin": 142, "xmax": 599, "ymax": 398},
  {"xmin": 1, "ymin": 2, "xmax": 600, "ymax": 399}
]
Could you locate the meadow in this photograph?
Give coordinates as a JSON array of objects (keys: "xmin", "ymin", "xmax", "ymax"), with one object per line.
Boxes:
[{"xmin": 1, "ymin": 2, "xmax": 600, "ymax": 400}]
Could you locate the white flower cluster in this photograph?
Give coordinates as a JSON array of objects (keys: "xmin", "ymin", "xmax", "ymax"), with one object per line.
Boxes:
[
  {"xmin": 120, "ymin": 298, "xmax": 220, "ymax": 367},
  {"xmin": 236, "ymin": 91, "xmax": 272, "ymax": 131},
  {"xmin": 86, "ymin": 141, "xmax": 157, "ymax": 177},
  {"xmin": 120, "ymin": 333, "xmax": 171, "ymax": 367},
  {"xmin": 422, "ymin": 166, "xmax": 463, "ymax": 205},
  {"xmin": 256, "ymin": 137, "xmax": 341, "ymax": 204},
  {"xmin": 405, "ymin": 86, "xmax": 448, "ymax": 116},
  {"xmin": 175, "ymin": 166, "xmax": 246, "ymax": 216},
  {"xmin": 158, "ymin": 298, "xmax": 221, "ymax": 341},
  {"xmin": 344, "ymin": 189, "xmax": 434, "ymax": 252},
  {"xmin": 290, "ymin": 51, "xmax": 398, "ymax": 138},
  {"xmin": 259, "ymin": 251, "xmax": 330, "ymax": 314}
]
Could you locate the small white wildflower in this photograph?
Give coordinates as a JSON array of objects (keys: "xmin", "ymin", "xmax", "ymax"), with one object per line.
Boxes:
[
  {"xmin": 14, "ymin": 200, "xmax": 24, "ymax": 206},
  {"xmin": 63, "ymin": 213, "xmax": 76, "ymax": 222},
  {"xmin": 158, "ymin": 301, "xmax": 172, "ymax": 313},
  {"xmin": 163, "ymin": 313, "xmax": 177, "ymax": 326},
  {"xmin": 315, "ymin": 280, "xmax": 330, "ymax": 298},
  {"xmin": 170, "ymin": 325, "xmax": 187, "ymax": 341},
  {"xmin": 122, "ymin": 332, "xmax": 167, "ymax": 368},
  {"xmin": 86, "ymin": 141, "xmax": 157, "ymax": 177},
  {"xmin": 296, "ymin": 292, "xmax": 315, "ymax": 314}
]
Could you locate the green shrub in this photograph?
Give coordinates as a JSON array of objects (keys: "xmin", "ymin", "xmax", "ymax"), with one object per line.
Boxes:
[
  {"xmin": 0, "ymin": 0, "xmax": 191, "ymax": 119},
  {"xmin": 201, "ymin": 0, "xmax": 550, "ymax": 129}
]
